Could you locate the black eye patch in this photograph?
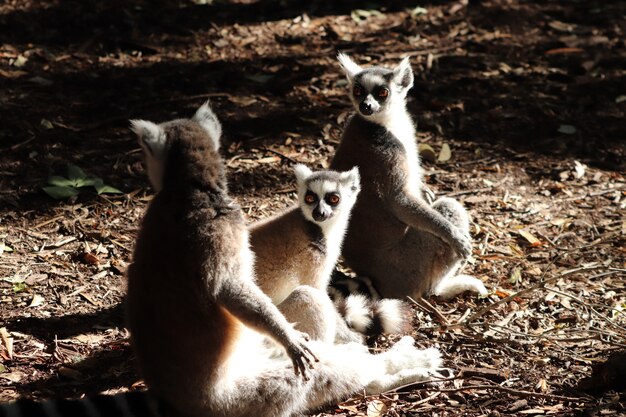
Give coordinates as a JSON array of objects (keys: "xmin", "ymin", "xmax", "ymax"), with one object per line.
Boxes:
[
  {"xmin": 325, "ymin": 193, "xmax": 341, "ymax": 206},
  {"xmin": 304, "ymin": 191, "xmax": 318, "ymax": 204}
]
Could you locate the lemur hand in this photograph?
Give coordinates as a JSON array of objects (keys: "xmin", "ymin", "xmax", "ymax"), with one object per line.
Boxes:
[
  {"xmin": 284, "ymin": 330, "xmax": 318, "ymax": 380},
  {"xmin": 450, "ymin": 228, "xmax": 472, "ymax": 259}
]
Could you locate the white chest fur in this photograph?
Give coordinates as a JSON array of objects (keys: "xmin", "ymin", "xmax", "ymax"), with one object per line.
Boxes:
[{"xmin": 382, "ymin": 110, "xmax": 422, "ymax": 197}]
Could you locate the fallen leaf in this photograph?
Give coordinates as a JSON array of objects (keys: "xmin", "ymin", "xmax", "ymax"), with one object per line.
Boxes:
[
  {"xmin": 573, "ymin": 160, "xmax": 586, "ymax": 179},
  {"xmin": 518, "ymin": 230, "xmax": 543, "ymax": 247},
  {"xmin": 558, "ymin": 124, "xmax": 577, "ymax": 135},
  {"xmin": 495, "ymin": 289, "xmax": 511, "ymax": 298},
  {"xmin": 419, "ymin": 144, "xmax": 436, "ymax": 163},
  {"xmin": 82, "ymin": 252, "xmax": 100, "ymax": 265},
  {"xmin": 367, "ymin": 400, "xmax": 388, "ymax": 417},
  {"xmin": 509, "ymin": 267, "xmax": 522, "ymax": 285},
  {"xmin": 0, "ymin": 371, "xmax": 24, "ymax": 383},
  {"xmin": 438, "ymin": 143, "xmax": 452, "ymax": 162},
  {"xmin": 0, "ymin": 327, "xmax": 12, "ymax": 359},
  {"xmin": 29, "ymin": 294, "xmax": 45, "ymax": 307}
]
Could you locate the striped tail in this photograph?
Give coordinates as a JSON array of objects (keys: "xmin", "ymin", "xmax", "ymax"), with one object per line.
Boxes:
[
  {"xmin": 330, "ymin": 270, "xmax": 411, "ymax": 338},
  {"xmin": 0, "ymin": 391, "xmax": 165, "ymax": 417}
]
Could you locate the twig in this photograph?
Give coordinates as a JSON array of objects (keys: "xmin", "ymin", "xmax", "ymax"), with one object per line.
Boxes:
[
  {"xmin": 422, "ymin": 384, "xmax": 588, "ymax": 402},
  {"xmin": 462, "ymin": 265, "xmax": 606, "ymax": 324},
  {"xmin": 256, "ymin": 147, "xmax": 299, "ymax": 164},
  {"xmin": 407, "ymin": 296, "xmax": 450, "ymax": 326}
]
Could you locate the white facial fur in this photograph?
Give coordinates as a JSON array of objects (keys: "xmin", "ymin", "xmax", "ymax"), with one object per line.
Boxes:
[
  {"xmin": 131, "ymin": 101, "xmax": 223, "ymax": 192},
  {"xmin": 294, "ymin": 165, "xmax": 361, "ymax": 235},
  {"xmin": 337, "ymin": 54, "xmax": 422, "ymax": 195}
]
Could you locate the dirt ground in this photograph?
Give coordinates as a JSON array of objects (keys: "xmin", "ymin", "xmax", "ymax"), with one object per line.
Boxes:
[{"xmin": 0, "ymin": 0, "xmax": 625, "ymax": 416}]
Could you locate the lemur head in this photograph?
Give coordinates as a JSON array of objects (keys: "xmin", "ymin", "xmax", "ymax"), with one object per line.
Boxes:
[
  {"xmin": 337, "ymin": 53, "xmax": 414, "ymax": 122},
  {"xmin": 294, "ymin": 165, "xmax": 361, "ymax": 229},
  {"xmin": 130, "ymin": 101, "xmax": 222, "ymax": 192}
]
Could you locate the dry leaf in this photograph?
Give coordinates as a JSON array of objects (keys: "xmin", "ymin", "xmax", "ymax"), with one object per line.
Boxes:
[
  {"xmin": 418, "ymin": 143, "xmax": 436, "ymax": 163},
  {"xmin": 438, "ymin": 143, "xmax": 451, "ymax": 162},
  {"xmin": 518, "ymin": 230, "xmax": 542, "ymax": 247},
  {"xmin": 573, "ymin": 160, "xmax": 586, "ymax": 179},
  {"xmin": 367, "ymin": 400, "xmax": 388, "ymax": 417},
  {"xmin": 0, "ymin": 371, "xmax": 24, "ymax": 383},
  {"xmin": 0, "ymin": 327, "xmax": 13, "ymax": 359},
  {"xmin": 29, "ymin": 294, "xmax": 45, "ymax": 307}
]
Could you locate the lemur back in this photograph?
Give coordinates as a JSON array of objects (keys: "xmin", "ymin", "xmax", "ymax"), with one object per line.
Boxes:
[
  {"xmin": 251, "ymin": 165, "xmax": 409, "ymax": 339},
  {"xmin": 330, "ymin": 54, "xmax": 488, "ymax": 301}
]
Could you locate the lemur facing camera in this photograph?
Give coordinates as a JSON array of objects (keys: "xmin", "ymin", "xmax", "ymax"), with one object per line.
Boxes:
[
  {"xmin": 124, "ymin": 102, "xmax": 444, "ymax": 417},
  {"xmin": 330, "ymin": 53, "xmax": 488, "ymax": 301},
  {"xmin": 251, "ymin": 165, "xmax": 409, "ymax": 341}
]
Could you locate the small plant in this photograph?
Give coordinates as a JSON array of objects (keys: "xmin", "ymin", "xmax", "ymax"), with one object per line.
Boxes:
[{"xmin": 42, "ymin": 164, "xmax": 123, "ymax": 200}]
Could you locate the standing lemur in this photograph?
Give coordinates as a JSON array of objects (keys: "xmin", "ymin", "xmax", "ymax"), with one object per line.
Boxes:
[
  {"xmin": 330, "ymin": 53, "xmax": 488, "ymax": 300},
  {"xmin": 126, "ymin": 102, "xmax": 444, "ymax": 417},
  {"xmin": 250, "ymin": 165, "xmax": 409, "ymax": 341}
]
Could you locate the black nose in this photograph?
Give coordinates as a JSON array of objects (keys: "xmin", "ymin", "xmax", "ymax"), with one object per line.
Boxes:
[
  {"xmin": 359, "ymin": 102, "xmax": 373, "ymax": 115},
  {"xmin": 312, "ymin": 209, "xmax": 330, "ymax": 222}
]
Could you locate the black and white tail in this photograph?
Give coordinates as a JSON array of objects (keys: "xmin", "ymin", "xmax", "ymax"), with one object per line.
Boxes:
[
  {"xmin": 0, "ymin": 391, "xmax": 165, "ymax": 417},
  {"xmin": 330, "ymin": 270, "xmax": 411, "ymax": 337}
]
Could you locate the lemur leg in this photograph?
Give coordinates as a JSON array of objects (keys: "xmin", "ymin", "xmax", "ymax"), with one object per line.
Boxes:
[
  {"xmin": 214, "ymin": 336, "xmax": 442, "ymax": 417},
  {"xmin": 359, "ymin": 197, "xmax": 485, "ymax": 299},
  {"xmin": 277, "ymin": 285, "xmax": 336, "ymax": 344}
]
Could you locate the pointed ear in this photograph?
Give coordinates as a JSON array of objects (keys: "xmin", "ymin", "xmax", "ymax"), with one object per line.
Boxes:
[
  {"xmin": 294, "ymin": 164, "xmax": 313, "ymax": 187},
  {"xmin": 193, "ymin": 100, "xmax": 222, "ymax": 150},
  {"xmin": 337, "ymin": 52, "xmax": 362, "ymax": 81},
  {"xmin": 340, "ymin": 166, "xmax": 361, "ymax": 193},
  {"xmin": 392, "ymin": 57, "xmax": 414, "ymax": 91},
  {"xmin": 130, "ymin": 119, "xmax": 166, "ymax": 159}
]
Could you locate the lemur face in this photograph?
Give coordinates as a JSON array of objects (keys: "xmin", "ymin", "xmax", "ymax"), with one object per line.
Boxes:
[
  {"xmin": 294, "ymin": 165, "xmax": 361, "ymax": 226},
  {"xmin": 338, "ymin": 53, "xmax": 414, "ymax": 119}
]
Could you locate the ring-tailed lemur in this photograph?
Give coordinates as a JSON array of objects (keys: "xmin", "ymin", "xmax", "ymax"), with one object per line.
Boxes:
[
  {"xmin": 250, "ymin": 165, "xmax": 409, "ymax": 342},
  {"xmin": 0, "ymin": 101, "xmax": 446, "ymax": 417},
  {"xmin": 329, "ymin": 53, "xmax": 488, "ymax": 301}
]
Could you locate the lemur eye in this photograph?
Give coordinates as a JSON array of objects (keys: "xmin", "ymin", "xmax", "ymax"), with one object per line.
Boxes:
[
  {"xmin": 304, "ymin": 192, "xmax": 317, "ymax": 205},
  {"xmin": 378, "ymin": 88, "xmax": 389, "ymax": 98},
  {"xmin": 326, "ymin": 194, "xmax": 340, "ymax": 206},
  {"xmin": 353, "ymin": 85, "xmax": 363, "ymax": 97}
]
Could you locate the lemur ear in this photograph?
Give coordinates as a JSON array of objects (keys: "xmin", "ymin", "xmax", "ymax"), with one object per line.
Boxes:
[
  {"xmin": 337, "ymin": 52, "xmax": 362, "ymax": 81},
  {"xmin": 294, "ymin": 164, "xmax": 313, "ymax": 187},
  {"xmin": 341, "ymin": 166, "xmax": 361, "ymax": 193},
  {"xmin": 130, "ymin": 119, "xmax": 167, "ymax": 159},
  {"xmin": 392, "ymin": 57, "xmax": 414, "ymax": 91},
  {"xmin": 193, "ymin": 101, "xmax": 222, "ymax": 150}
]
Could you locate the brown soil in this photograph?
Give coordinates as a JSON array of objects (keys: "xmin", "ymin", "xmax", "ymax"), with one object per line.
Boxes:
[{"xmin": 0, "ymin": 1, "xmax": 625, "ymax": 416}]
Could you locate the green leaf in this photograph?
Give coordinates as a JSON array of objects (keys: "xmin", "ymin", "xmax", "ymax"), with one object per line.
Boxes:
[
  {"xmin": 558, "ymin": 124, "xmax": 577, "ymax": 135},
  {"xmin": 409, "ymin": 6, "xmax": 428, "ymax": 17},
  {"xmin": 0, "ymin": 363, "xmax": 6, "ymax": 373},
  {"xmin": 42, "ymin": 185, "xmax": 80, "ymax": 200},
  {"xmin": 0, "ymin": 242, "xmax": 13, "ymax": 254},
  {"xmin": 12, "ymin": 282, "xmax": 28, "ymax": 293},
  {"xmin": 245, "ymin": 74, "xmax": 274, "ymax": 84},
  {"xmin": 67, "ymin": 164, "xmax": 87, "ymax": 181},
  {"xmin": 48, "ymin": 175, "xmax": 75, "ymax": 187},
  {"xmin": 509, "ymin": 267, "xmax": 522, "ymax": 285},
  {"xmin": 437, "ymin": 143, "xmax": 452, "ymax": 162},
  {"xmin": 95, "ymin": 184, "xmax": 123, "ymax": 195},
  {"xmin": 74, "ymin": 177, "xmax": 99, "ymax": 188}
]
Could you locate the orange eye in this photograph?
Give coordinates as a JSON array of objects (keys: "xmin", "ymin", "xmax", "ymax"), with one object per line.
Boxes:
[
  {"xmin": 378, "ymin": 88, "xmax": 389, "ymax": 98},
  {"xmin": 304, "ymin": 193, "xmax": 316, "ymax": 204},
  {"xmin": 353, "ymin": 86, "xmax": 363, "ymax": 97},
  {"xmin": 326, "ymin": 194, "xmax": 340, "ymax": 206}
]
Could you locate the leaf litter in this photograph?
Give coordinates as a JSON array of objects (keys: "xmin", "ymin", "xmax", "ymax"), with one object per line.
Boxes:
[{"xmin": 0, "ymin": 0, "xmax": 625, "ymax": 416}]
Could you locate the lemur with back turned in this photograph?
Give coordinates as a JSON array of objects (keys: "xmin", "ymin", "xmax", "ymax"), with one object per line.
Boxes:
[
  {"xmin": 251, "ymin": 165, "xmax": 409, "ymax": 341},
  {"xmin": 330, "ymin": 53, "xmax": 488, "ymax": 301}
]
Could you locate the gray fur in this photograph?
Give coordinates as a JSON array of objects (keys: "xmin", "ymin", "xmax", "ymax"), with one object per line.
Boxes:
[
  {"xmin": 331, "ymin": 54, "xmax": 488, "ymax": 300},
  {"xmin": 128, "ymin": 104, "xmax": 445, "ymax": 417}
]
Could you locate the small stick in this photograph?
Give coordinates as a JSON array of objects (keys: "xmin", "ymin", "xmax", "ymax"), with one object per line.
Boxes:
[
  {"xmin": 407, "ymin": 296, "xmax": 450, "ymax": 326},
  {"xmin": 422, "ymin": 383, "xmax": 588, "ymax": 403}
]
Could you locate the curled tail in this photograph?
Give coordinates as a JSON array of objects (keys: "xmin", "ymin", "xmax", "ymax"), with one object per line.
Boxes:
[{"xmin": 330, "ymin": 270, "xmax": 411, "ymax": 338}]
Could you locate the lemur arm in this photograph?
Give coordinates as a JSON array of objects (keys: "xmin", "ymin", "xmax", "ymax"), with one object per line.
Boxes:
[
  {"xmin": 216, "ymin": 276, "xmax": 317, "ymax": 377},
  {"xmin": 390, "ymin": 192, "xmax": 471, "ymax": 258}
]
